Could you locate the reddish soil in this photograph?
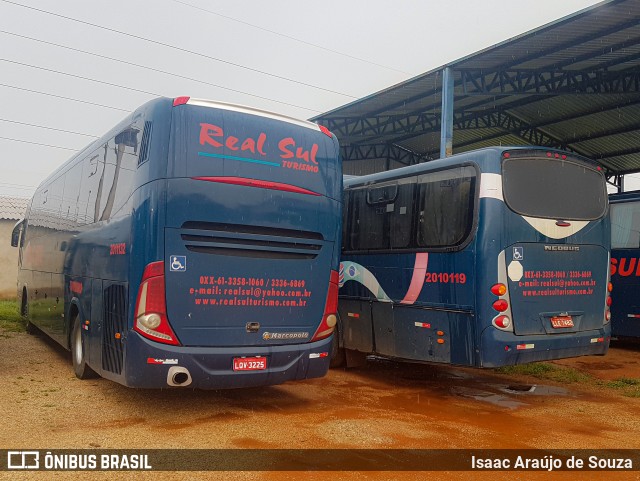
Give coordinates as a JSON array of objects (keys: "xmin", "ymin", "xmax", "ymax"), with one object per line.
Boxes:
[{"xmin": 1, "ymin": 330, "xmax": 639, "ymax": 481}]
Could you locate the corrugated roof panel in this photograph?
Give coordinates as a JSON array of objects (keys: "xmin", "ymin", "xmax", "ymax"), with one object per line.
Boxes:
[
  {"xmin": 0, "ymin": 196, "xmax": 29, "ymax": 221},
  {"xmin": 315, "ymin": 0, "xmax": 640, "ymax": 176}
]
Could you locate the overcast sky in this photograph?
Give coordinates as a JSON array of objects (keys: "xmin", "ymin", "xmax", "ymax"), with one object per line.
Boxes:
[{"xmin": 0, "ymin": 0, "xmax": 610, "ymax": 198}]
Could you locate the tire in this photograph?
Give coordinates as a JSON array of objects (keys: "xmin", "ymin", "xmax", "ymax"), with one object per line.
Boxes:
[
  {"xmin": 330, "ymin": 315, "xmax": 346, "ymax": 368},
  {"xmin": 71, "ymin": 315, "xmax": 98, "ymax": 380},
  {"xmin": 21, "ymin": 291, "xmax": 36, "ymax": 335}
]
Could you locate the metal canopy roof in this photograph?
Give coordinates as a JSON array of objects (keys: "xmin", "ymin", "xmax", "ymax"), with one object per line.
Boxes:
[{"xmin": 313, "ymin": 0, "xmax": 640, "ymax": 182}]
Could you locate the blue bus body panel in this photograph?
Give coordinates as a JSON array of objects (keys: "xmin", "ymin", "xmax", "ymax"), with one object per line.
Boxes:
[
  {"xmin": 162, "ymin": 103, "xmax": 341, "ymax": 348},
  {"xmin": 503, "ymin": 243, "xmax": 609, "ymax": 335},
  {"xmin": 610, "ymin": 249, "xmax": 640, "ymax": 337},
  {"xmin": 479, "ymin": 325, "xmax": 609, "ymax": 367},
  {"xmin": 339, "ymin": 250, "xmax": 476, "ymax": 365},
  {"xmin": 123, "ymin": 332, "xmax": 332, "ymax": 389}
]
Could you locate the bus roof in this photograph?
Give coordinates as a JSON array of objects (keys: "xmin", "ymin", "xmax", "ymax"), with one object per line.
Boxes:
[{"xmin": 342, "ymin": 146, "xmax": 595, "ymax": 189}]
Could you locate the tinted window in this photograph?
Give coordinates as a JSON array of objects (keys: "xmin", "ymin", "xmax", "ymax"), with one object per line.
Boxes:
[
  {"xmin": 417, "ymin": 167, "xmax": 476, "ymax": 248},
  {"xmin": 611, "ymin": 201, "xmax": 640, "ymax": 249},
  {"xmin": 174, "ymin": 104, "xmax": 341, "ymax": 201},
  {"xmin": 47, "ymin": 177, "xmax": 64, "ymax": 230},
  {"xmin": 502, "ymin": 152, "xmax": 606, "ymax": 220},
  {"xmin": 345, "ymin": 166, "xmax": 476, "ymax": 252},
  {"xmin": 347, "ymin": 177, "xmax": 415, "ymax": 251},
  {"xmin": 61, "ymin": 162, "xmax": 83, "ymax": 227},
  {"xmin": 95, "ymin": 128, "xmax": 139, "ymax": 221},
  {"xmin": 78, "ymin": 147, "xmax": 103, "ymax": 225}
]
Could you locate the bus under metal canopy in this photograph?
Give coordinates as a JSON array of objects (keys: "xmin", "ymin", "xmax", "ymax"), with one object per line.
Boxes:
[{"xmin": 312, "ymin": 0, "xmax": 640, "ymax": 190}]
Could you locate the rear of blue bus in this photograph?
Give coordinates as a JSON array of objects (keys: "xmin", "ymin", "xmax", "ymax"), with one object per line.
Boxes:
[
  {"xmin": 125, "ymin": 98, "xmax": 341, "ymax": 388},
  {"xmin": 477, "ymin": 148, "xmax": 611, "ymax": 367}
]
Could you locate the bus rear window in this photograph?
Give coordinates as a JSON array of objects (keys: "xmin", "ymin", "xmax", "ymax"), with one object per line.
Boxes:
[
  {"xmin": 171, "ymin": 104, "xmax": 341, "ymax": 201},
  {"xmin": 502, "ymin": 152, "xmax": 606, "ymax": 220}
]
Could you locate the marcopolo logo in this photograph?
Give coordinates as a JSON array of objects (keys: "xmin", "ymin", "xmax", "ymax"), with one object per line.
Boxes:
[{"xmin": 262, "ymin": 332, "xmax": 309, "ymax": 341}]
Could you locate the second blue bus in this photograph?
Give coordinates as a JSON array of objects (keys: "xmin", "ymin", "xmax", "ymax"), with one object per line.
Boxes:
[{"xmin": 334, "ymin": 146, "xmax": 611, "ymax": 368}]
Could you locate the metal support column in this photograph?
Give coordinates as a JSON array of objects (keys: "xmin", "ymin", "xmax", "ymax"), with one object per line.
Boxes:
[{"xmin": 440, "ymin": 67, "xmax": 454, "ymax": 158}]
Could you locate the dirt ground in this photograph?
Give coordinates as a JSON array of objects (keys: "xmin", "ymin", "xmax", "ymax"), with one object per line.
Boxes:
[{"xmin": 1, "ymin": 329, "xmax": 640, "ymax": 481}]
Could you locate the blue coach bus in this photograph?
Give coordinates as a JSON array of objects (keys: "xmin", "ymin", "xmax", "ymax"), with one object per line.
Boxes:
[
  {"xmin": 609, "ymin": 190, "xmax": 640, "ymax": 339},
  {"xmin": 11, "ymin": 97, "xmax": 342, "ymax": 389},
  {"xmin": 335, "ymin": 146, "xmax": 611, "ymax": 368}
]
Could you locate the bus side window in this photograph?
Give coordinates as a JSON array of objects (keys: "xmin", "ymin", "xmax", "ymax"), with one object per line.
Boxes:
[
  {"xmin": 61, "ymin": 161, "xmax": 83, "ymax": 227},
  {"xmin": 390, "ymin": 180, "xmax": 415, "ymax": 249},
  {"xmin": 417, "ymin": 168, "xmax": 476, "ymax": 248},
  {"xmin": 98, "ymin": 128, "xmax": 139, "ymax": 221},
  {"xmin": 347, "ymin": 178, "xmax": 416, "ymax": 251},
  {"xmin": 611, "ymin": 202, "xmax": 640, "ymax": 249},
  {"xmin": 78, "ymin": 149, "xmax": 103, "ymax": 226},
  {"xmin": 350, "ymin": 188, "xmax": 384, "ymax": 250},
  {"xmin": 48, "ymin": 177, "xmax": 65, "ymax": 231}
]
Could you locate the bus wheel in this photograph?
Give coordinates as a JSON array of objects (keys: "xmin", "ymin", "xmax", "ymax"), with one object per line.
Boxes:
[
  {"xmin": 71, "ymin": 316, "xmax": 97, "ymax": 380},
  {"xmin": 330, "ymin": 317, "xmax": 346, "ymax": 368},
  {"xmin": 21, "ymin": 290, "xmax": 36, "ymax": 335}
]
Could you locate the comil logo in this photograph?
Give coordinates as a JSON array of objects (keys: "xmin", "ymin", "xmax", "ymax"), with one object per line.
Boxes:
[{"xmin": 8, "ymin": 451, "xmax": 39, "ymax": 469}]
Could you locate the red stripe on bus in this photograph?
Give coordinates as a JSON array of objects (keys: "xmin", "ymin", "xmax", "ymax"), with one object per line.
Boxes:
[{"xmin": 192, "ymin": 176, "xmax": 321, "ymax": 196}]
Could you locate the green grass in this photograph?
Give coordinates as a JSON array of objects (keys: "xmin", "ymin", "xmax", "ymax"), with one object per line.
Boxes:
[
  {"xmin": 496, "ymin": 362, "xmax": 640, "ymax": 398},
  {"xmin": 606, "ymin": 377, "xmax": 640, "ymax": 398},
  {"xmin": 0, "ymin": 300, "xmax": 25, "ymax": 332},
  {"xmin": 496, "ymin": 362, "xmax": 591, "ymax": 383}
]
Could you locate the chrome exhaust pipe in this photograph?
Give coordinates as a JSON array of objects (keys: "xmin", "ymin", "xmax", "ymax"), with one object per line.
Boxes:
[{"xmin": 167, "ymin": 366, "xmax": 192, "ymax": 387}]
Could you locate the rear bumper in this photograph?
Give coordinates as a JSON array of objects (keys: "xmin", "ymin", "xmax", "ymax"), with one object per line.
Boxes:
[
  {"xmin": 478, "ymin": 324, "xmax": 611, "ymax": 367},
  {"xmin": 121, "ymin": 331, "xmax": 332, "ymax": 389}
]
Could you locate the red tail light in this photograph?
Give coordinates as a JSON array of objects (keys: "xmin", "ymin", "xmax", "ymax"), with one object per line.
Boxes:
[
  {"xmin": 493, "ymin": 315, "xmax": 511, "ymax": 329},
  {"xmin": 491, "ymin": 283, "xmax": 507, "ymax": 296},
  {"xmin": 134, "ymin": 261, "xmax": 180, "ymax": 345},
  {"xmin": 311, "ymin": 270, "xmax": 339, "ymax": 342},
  {"xmin": 492, "ymin": 299, "xmax": 509, "ymax": 312}
]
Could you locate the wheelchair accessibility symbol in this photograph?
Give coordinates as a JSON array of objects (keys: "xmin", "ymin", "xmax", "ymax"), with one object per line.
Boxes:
[
  {"xmin": 170, "ymin": 255, "xmax": 187, "ymax": 272},
  {"xmin": 513, "ymin": 247, "xmax": 524, "ymax": 261}
]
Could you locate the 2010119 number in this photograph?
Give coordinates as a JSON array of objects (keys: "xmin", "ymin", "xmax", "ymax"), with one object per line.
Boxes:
[{"xmin": 424, "ymin": 272, "xmax": 467, "ymax": 284}]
